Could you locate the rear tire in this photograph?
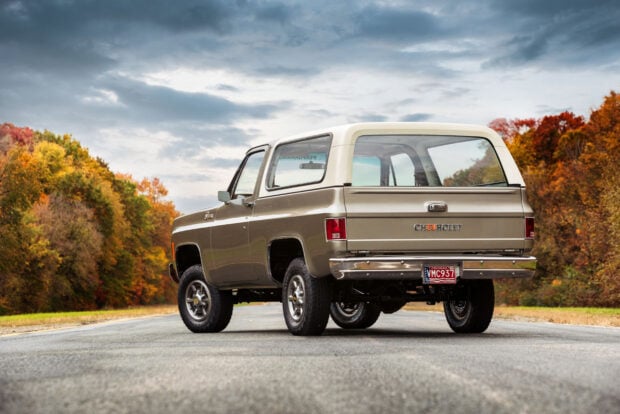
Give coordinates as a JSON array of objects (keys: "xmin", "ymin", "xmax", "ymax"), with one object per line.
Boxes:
[
  {"xmin": 443, "ymin": 279, "xmax": 494, "ymax": 333},
  {"xmin": 330, "ymin": 302, "xmax": 381, "ymax": 329},
  {"xmin": 178, "ymin": 265, "xmax": 233, "ymax": 333},
  {"xmin": 282, "ymin": 258, "xmax": 331, "ymax": 336}
]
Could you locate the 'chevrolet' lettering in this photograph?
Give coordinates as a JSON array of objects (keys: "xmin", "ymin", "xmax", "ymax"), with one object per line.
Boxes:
[{"xmin": 413, "ymin": 224, "xmax": 463, "ymax": 232}]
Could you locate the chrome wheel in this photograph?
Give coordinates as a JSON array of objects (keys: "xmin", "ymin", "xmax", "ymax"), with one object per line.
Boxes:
[
  {"xmin": 330, "ymin": 300, "xmax": 381, "ymax": 329},
  {"xmin": 178, "ymin": 265, "xmax": 234, "ymax": 333},
  {"xmin": 185, "ymin": 279, "xmax": 211, "ymax": 322},
  {"xmin": 332, "ymin": 302, "xmax": 361, "ymax": 318},
  {"xmin": 447, "ymin": 300, "xmax": 471, "ymax": 322},
  {"xmin": 282, "ymin": 258, "xmax": 331, "ymax": 336},
  {"xmin": 286, "ymin": 274, "xmax": 305, "ymax": 323}
]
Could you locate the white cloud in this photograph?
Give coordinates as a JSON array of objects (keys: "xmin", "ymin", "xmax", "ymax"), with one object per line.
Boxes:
[{"xmin": 81, "ymin": 89, "xmax": 120, "ymax": 105}]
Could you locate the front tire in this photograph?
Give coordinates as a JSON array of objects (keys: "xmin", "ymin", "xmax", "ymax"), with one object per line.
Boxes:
[
  {"xmin": 178, "ymin": 265, "xmax": 233, "ymax": 333},
  {"xmin": 282, "ymin": 258, "xmax": 331, "ymax": 336},
  {"xmin": 330, "ymin": 302, "xmax": 381, "ymax": 329},
  {"xmin": 443, "ymin": 279, "xmax": 494, "ymax": 333}
]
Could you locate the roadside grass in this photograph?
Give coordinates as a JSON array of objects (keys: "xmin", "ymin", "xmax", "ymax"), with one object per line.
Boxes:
[
  {"xmin": 0, "ymin": 305, "xmax": 177, "ymax": 335},
  {"xmin": 2, "ymin": 303, "xmax": 619, "ymax": 335},
  {"xmin": 493, "ymin": 306, "xmax": 620, "ymax": 327},
  {"xmin": 404, "ymin": 303, "xmax": 620, "ymax": 327}
]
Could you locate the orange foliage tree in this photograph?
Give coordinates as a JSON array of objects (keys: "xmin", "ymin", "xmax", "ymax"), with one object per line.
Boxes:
[{"xmin": 491, "ymin": 92, "xmax": 620, "ymax": 306}]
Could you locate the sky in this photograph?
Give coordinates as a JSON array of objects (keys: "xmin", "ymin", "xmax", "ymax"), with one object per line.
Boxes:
[{"xmin": 1, "ymin": 0, "xmax": 619, "ymax": 213}]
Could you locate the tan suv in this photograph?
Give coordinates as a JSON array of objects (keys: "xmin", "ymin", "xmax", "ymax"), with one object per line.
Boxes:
[{"xmin": 169, "ymin": 123, "xmax": 536, "ymax": 336}]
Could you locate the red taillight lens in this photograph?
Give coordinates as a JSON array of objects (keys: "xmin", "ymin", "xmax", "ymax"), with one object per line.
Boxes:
[
  {"xmin": 525, "ymin": 217, "xmax": 535, "ymax": 239},
  {"xmin": 326, "ymin": 218, "xmax": 347, "ymax": 240}
]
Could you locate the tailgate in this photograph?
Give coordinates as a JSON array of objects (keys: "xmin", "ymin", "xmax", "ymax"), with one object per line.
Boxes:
[{"xmin": 344, "ymin": 186, "xmax": 526, "ymax": 253}]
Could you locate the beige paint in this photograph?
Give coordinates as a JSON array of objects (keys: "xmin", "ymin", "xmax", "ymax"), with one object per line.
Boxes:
[{"xmin": 171, "ymin": 122, "xmax": 535, "ymax": 288}]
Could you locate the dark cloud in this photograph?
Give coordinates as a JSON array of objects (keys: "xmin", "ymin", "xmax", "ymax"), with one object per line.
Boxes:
[
  {"xmin": 498, "ymin": 0, "xmax": 616, "ymax": 17},
  {"xmin": 0, "ymin": 69, "xmax": 284, "ymax": 146},
  {"xmin": 354, "ymin": 6, "xmax": 444, "ymax": 44},
  {"xmin": 100, "ymin": 76, "xmax": 282, "ymax": 123},
  {"xmin": 485, "ymin": 0, "xmax": 620, "ymax": 66},
  {"xmin": 0, "ymin": 0, "xmax": 231, "ymax": 37},
  {"xmin": 253, "ymin": 2, "xmax": 294, "ymax": 24},
  {"xmin": 0, "ymin": 0, "xmax": 227, "ymax": 77},
  {"xmin": 2, "ymin": 0, "xmax": 619, "ymax": 83}
]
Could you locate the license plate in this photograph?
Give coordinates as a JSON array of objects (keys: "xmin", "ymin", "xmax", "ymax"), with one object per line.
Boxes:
[{"xmin": 423, "ymin": 265, "xmax": 459, "ymax": 284}]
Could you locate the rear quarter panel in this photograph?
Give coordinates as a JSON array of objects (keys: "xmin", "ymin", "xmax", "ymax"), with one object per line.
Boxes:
[{"xmin": 250, "ymin": 187, "xmax": 347, "ymax": 279}]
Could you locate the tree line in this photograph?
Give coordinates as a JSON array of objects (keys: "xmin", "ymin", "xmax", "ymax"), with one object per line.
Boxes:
[
  {"xmin": 0, "ymin": 124, "xmax": 178, "ymax": 314},
  {"xmin": 1, "ymin": 91, "xmax": 618, "ymax": 314},
  {"xmin": 491, "ymin": 91, "xmax": 620, "ymax": 307}
]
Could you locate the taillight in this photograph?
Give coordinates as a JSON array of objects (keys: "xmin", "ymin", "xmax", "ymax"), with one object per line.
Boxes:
[
  {"xmin": 326, "ymin": 218, "xmax": 347, "ymax": 240},
  {"xmin": 525, "ymin": 217, "xmax": 535, "ymax": 239}
]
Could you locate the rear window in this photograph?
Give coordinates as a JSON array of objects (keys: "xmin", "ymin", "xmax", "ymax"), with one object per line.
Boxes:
[
  {"xmin": 267, "ymin": 135, "xmax": 332, "ymax": 189},
  {"xmin": 352, "ymin": 135, "xmax": 507, "ymax": 187}
]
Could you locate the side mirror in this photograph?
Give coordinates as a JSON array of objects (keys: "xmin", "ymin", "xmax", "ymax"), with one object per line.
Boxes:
[{"xmin": 218, "ymin": 191, "xmax": 231, "ymax": 203}]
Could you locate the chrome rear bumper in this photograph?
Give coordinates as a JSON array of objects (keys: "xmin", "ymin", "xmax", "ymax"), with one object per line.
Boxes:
[{"xmin": 329, "ymin": 255, "xmax": 536, "ymax": 280}]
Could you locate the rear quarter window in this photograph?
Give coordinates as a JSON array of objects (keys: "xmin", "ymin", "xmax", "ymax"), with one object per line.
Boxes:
[{"xmin": 267, "ymin": 135, "xmax": 332, "ymax": 189}]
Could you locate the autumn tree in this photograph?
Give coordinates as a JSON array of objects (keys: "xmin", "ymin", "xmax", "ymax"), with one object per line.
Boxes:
[
  {"xmin": 491, "ymin": 92, "xmax": 620, "ymax": 306},
  {"xmin": 0, "ymin": 123, "xmax": 179, "ymax": 314},
  {"xmin": 32, "ymin": 194, "xmax": 103, "ymax": 310}
]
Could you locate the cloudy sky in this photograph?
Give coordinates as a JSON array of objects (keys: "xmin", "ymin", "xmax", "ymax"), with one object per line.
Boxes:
[{"xmin": 1, "ymin": 0, "xmax": 619, "ymax": 213}]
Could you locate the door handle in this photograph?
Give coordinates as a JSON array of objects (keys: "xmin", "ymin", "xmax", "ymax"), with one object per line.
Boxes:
[{"xmin": 204, "ymin": 213, "xmax": 214, "ymax": 220}]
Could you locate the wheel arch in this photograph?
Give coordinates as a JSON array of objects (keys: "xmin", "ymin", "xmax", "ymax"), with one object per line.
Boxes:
[
  {"xmin": 174, "ymin": 243, "xmax": 203, "ymax": 278},
  {"xmin": 268, "ymin": 238, "xmax": 306, "ymax": 285}
]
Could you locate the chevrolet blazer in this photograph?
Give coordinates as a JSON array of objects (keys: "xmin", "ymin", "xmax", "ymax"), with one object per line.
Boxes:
[{"xmin": 169, "ymin": 122, "xmax": 536, "ymax": 335}]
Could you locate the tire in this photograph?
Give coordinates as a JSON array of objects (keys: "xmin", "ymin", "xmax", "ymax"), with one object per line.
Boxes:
[
  {"xmin": 443, "ymin": 279, "xmax": 494, "ymax": 333},
  {"xmin": 178, "ymin": 265, "xmax": 233, "ymax": 333},
  {"xmin": 330, "ymin": 302, "xmax": 381, "ymax": 329},
  {"xmin": 282, "ymin": 258, "xmax": 331, "ymax": 336}
]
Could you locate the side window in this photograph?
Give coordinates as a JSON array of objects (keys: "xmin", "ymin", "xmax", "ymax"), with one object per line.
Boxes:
[
  {"xmin": 352, "ymin": 155, "xmax": 381, "ymax": 186},
  {"xmin": 267, "ymin": 135, "xmax": 332, "ymax": 189},
  {"xmin": 231, "ymin": 150, "xmax": 265, "ymax": 199}
]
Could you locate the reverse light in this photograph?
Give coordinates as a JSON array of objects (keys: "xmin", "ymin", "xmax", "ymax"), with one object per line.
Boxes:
[
  {"xmin": 326, "ymin": 218, "xmax": 347, "ymax": 241},
  {"xmin": 525, "ymin": 217, "xmax": 535, "ymax": 239}
]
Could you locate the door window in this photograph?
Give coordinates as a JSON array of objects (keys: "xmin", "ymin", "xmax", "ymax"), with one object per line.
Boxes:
[{"xmin": 231, "ymin": 150, "xmax": 265, "ymax": 199}]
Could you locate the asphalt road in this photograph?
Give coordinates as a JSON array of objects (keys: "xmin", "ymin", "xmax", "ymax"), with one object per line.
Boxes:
[{"xmin": 1, "ymin": 304, "xmax": 619, "ymax": 414}]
